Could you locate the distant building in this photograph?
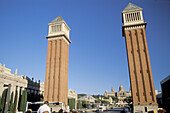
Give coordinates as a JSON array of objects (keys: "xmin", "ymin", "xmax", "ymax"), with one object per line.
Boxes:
[
  {"xmin": 104, "ymin": 84, "xmax": 131, "ymax": 103},
  {"xmin": 160, "ymin": 75, "xmax": 170, "ymax": 113},
  {"xmin": 104, "ymin": 87, "xmax": 115, "ymax": 97},
  {"xmin": 0, "ymin": 64, "xmax": 44, "ymax": 112},
  {"xmin": 68, "ymin": 89, "xmax": 77, "ymax": 109},
  {"xmin": 78, "ymin": 94, "xmax": 96, "ymax": 103},
  {"xmin": 155, "ymin": 90, "xmax": 162, "ymax": 108}
]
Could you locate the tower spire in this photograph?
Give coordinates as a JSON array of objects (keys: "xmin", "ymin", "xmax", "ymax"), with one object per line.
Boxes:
[
  {"xmin": 50, "ymin": 15, "xmax": 65, "ymax": 23},
  {"xmin": 123, "ymin": 3, "xmax": 142, "ymax": 12}
]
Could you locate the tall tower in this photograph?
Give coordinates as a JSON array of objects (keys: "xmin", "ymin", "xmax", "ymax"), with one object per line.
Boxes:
[
  {"xmin": 122, "ymin": 3, "xmax": 157, "ymax": 112},
  {"xmin": 44, "ymin": 16, "xmax": 71, "ymax": 105}
]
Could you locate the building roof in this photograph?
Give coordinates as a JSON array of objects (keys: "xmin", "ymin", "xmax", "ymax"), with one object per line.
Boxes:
[
  {"xmin": 160, "ymin": 75, "xmax": 170, "ymax": 84},
  {"xmin": 123, "ymin": 3, "xmax": 142, "ymax": 12},
  {"xmin": 119, "ymin": 84, "xmax": 124, "ymax": 91},
  {"xmin": 79, "ymin": 94, "xmax": 96, "ymax": 100},
  {"xmin": 50, "ymin": 15, "xmax": 65, "ymax": 23}
]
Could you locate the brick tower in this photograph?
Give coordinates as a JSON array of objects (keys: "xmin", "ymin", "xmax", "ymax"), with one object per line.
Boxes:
[
  {"xmin": 44, "ymin": 16, "xmax": 71, "ymax": 105},
  {"xmin": 122, "ymin": 3, "xmax": 157, "ymax": 112}
]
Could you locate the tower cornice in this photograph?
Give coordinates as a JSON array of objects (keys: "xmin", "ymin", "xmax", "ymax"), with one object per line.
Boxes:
[
  {"xmin": 46, "ymin": 34, "xmax": 72, "ymax": 44},
  {"xmin": 122, "ymin": 22, "xmax": 147, "ymax": 36}
]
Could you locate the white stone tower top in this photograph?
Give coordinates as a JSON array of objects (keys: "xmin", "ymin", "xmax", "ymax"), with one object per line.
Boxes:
[
  {"xmin": 46, "ymin": 15, "xmax": 71, "ymax": 43},
  {"xmin": 122, "ymin": 3, "xmax": 144, "ymax": 26},
  {"xmin": 122, "ymin": 3, "xmax": 147, "ymax": 36}
]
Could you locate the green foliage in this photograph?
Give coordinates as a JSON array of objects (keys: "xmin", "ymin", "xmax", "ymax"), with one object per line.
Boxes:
[
  {"xmin": 91, "ymin": 102, "xmax": 96, "ymax": 108},
  {"xmin": 0, "ymin": 89, "xmax": 8, "ymax": 112},
  {"xmin": 19, "ymin": 90, "xmax": 27, "ymax": 112},
  {"xmin": 103, "ymin": 96, "xmax": 109, "ymax": 99},
  {"xmin": 111, "ymin": 96, "xmax": 118, "ymax": 102},
  {"xmin": 125, "ymin": 96, "xmax": 132, "ymax": 104},
  {"xmin": 77, "ymin": 100, "xmax": 82, "ymax": 109},
  {"xmin": 82, "ymin": 101, "xmax": 89, "ymax": 108},
  {"xmin": 101, "ymin": 100, "xmax": 109, "ymax": 105},
  {"xmin": 0, "ymin": 96, "xmax": 1, "ymax": 112},
  {"xmin": 13, "ymin": 89, "xmax": 18, "ymax": 113},
  {"xmin": 40, "ymin": 94, "xmax": 44, "ymax": 102},
  {"xmin": 91, "ymin": 95, "xmax": 99, "ymax": 99},
  {"xmin": 8, "ymin": 92, "xmax": 14, "ymax": 112},
  {"xmin": 68, "ymin": 98, "xmax": 75, "ymax": 110},
  {"xmin": 95, "ymin": 99, "xmax": 100, "ymax": 103}
]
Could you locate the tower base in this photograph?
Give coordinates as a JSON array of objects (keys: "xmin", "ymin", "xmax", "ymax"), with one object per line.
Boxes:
[{"xmin": 133, "ymin": 104, "xmax": 158, "ymax": 113}]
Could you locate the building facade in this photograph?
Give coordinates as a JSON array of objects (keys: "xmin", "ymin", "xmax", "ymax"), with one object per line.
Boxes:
[
  {"xmin": 160, "ymin": 75, "xmax": 170, "ymax": 113},
  {"xmin": 122, "ymin": 3, "xmax": 157, "ymax": 112},
  {"xmin": 44, "ymin": 16, "xmax": 71, "ymax": 105},
  {"xmin": 104, "ymin": 84, "xmax": 131, "ymax": 103},
  {"xmin": 0, "ymin": 64, "xmax": 44, "ymax": 112},
  {"xmin": 68, "ymin": 89, "xmax": 77, "ymax": 109}
]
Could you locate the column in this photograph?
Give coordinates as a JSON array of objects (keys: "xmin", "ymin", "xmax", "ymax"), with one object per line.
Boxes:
[
  {"xmin": 16, "ymin": 86, "xmax": 20, "ymax": 112},
  {"xmin": 0, "ymin": 82, "xmax": 4, "ymax": 96}
]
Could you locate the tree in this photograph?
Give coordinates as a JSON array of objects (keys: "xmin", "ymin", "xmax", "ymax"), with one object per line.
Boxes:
[
  {"xmin": 77, "ymin": 100, "xmax": 82, "ymax": 109},
  {"xmin": 82, "ymin": 101, "xmax": 89, "ymax": 108},
  {"xmin": 0, "ymin": 96, "xmax": 1, "ymax": 110},
  {"xmin": 19, "ymin": 90, "xmax": 27, "ymax": 112},
  {"xmin": 40, "ymin": 94, "xmax": 44, "ymax": 102},
  {"xmin": 0, "ymin": 89, "xmax": 8, "ymax": 112},
  {"xmin": 68, "ymin": 98, "xmax": 75, "ymax": 110},
  {"xmin": 8, "ymin": 92, "xmax": 14, "ymax": 112},
  {"xmin": 125, "ymin": 96, "xmax": 132, "ymax": 104},
  {"xmin": 91, "ymin": 102, "xmax": 96, "ymax": 108},
  {"xmin": 111, "ymin": 96, "xmax": 118, "ymax": 103},
  {"xmin": 13, "ymin": 89, "xmax": 18, "ymax": 113},
  {"xmin": 101, "ymin": 100, "xmax": 109, "ymax": 105}
]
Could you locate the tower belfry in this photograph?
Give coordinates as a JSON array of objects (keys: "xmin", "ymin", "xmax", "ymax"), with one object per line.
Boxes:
[
  {"xmin": 44, "ymin": 16, "xmax": 71, "ymax": 104},
  {"xmin": 122, "ymin": 3, "xmax": 157, "ymax": 112}
]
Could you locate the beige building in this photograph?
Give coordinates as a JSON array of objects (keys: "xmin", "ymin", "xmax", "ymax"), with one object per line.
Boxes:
[
  {"xmin": 104, "ymin": 87, "xmax": 115, "ymax": 97},
  {"xmin": 122, "ymin": 3, "xmax": 157, "ymax": 112},
  {"xmin": 44, "ymin": 16, "xmax": 71, "ymax": 105},
  {"xmin": 116, "ymin": 84, "xmax": 131, "ymax": 103},
  {"xmin": 0, "ymin": 64, "xmax": 44, "ymax": 111},
  {"xmin": 68, "ymin": 89, "xmax": 77, "ymax": 109},
  {"xmin": 104, "ymin": 84, "xmax": 131, "ymax": 103}
]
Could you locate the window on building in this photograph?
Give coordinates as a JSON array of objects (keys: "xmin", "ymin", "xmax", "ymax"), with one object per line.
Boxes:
[{"xmin": 51, "ymin": 25, "xmax": 61, "ymax": 33}]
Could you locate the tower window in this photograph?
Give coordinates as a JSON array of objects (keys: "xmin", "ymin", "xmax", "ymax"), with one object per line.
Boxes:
[
  {"xmin": 124, "ymin": 11, "xmax": 142, "ymax": 23},
  {"xmin": 51, "ymin": 25, "xmax": 61, "ymax": 33}
]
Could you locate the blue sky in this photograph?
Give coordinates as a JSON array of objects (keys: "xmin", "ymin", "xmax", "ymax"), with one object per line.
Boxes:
[{"xmin": 0, "ymin": 0, "xmax": 170, "ymax": 95}]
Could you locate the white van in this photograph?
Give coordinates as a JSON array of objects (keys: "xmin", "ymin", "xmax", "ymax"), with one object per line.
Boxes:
[{"xmin": 25, "ymin": 102, "xmax": 63, "ymax": 113}]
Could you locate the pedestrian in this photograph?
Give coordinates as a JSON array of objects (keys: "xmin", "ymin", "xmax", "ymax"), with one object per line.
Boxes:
[
  {"xmin": 59, "ymin": 109, "xmax": 63, "ymax": 113},
  {"xmin": 37, "ymin": 101, "xmax": 51, "ymax": 113},
  {"xmin": 26, "ymin": 109, "xmax": 32, "ymax": 113}
]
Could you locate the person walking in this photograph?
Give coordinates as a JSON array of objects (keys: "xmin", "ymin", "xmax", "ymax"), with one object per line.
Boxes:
[{"xmin": 37, "ymin": 101, "xmax": 51, "ymax": 113}]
